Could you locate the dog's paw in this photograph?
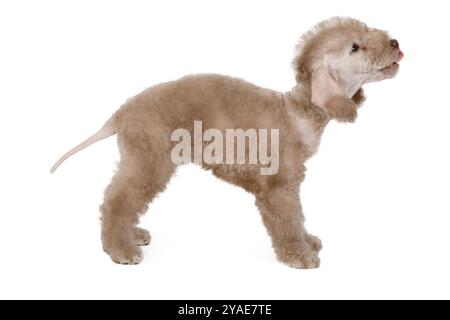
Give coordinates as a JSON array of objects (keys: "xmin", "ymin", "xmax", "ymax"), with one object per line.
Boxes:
[
  {"xmin": 133, "ymin": 227, "xmax": 151, "ymax": 246},
  {"xmin": 279, "ymin": 249, "xmax": 321, "ymax": 269},
  {"xmin": 306, "ymin": 234, "xmax": 322, "ymax": 251},
  {"xmin": 105, "ymin": 245, "xmax": 143, "ymax": 265},
  {"xmin": 275, "ymin": 240, "xmax": 321, "ymax": 269}
]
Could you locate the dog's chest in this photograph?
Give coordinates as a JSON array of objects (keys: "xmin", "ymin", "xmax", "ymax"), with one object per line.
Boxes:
[{"xmin": 294, "ymin": 117, "xmax": 322, "ymax": 154}]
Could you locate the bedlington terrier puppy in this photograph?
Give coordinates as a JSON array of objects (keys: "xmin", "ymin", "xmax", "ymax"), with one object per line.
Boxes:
[{"xmin": 51, "ymin": 17, "xmax": 403, "ymax": 268}]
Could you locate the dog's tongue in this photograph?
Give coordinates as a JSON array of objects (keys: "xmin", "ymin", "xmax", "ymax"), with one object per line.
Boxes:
[{"xmin": 398, "ymin": 50, "xmax": 404, "ymax": 61}]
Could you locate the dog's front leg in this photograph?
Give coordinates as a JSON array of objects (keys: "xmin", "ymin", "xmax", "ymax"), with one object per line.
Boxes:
[{"xmin": 256, "ymin": 186, "xmax": 322, "ymax": 269}]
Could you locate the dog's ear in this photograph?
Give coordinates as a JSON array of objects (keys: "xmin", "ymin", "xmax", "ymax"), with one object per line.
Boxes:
[
  {"xmin": 352, "ymin": 88, "xmax": 366, "ymax": 107},
  {"xmin": 310, "ymin": 62, "xmax": 357, "ymax": 123}
]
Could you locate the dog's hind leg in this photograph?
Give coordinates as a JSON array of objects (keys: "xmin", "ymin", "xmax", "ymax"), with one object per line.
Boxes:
[
  {"xmin": 100, "ymin": 151, "xmax": 175, "ymax": 265},
  {"xmin": 255, "ymin": 186, "xmax": 322, "ymax": 269}
]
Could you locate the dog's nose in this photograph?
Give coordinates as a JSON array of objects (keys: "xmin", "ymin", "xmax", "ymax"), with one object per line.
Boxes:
[{"xmin": 390, "ymin": 39, "xmax": 399, "ymax": 48}]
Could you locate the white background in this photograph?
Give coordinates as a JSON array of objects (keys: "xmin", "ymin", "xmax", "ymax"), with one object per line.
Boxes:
[{"xmin": 1, "ymin": 0, "xmax": 449, "ymax": 300}]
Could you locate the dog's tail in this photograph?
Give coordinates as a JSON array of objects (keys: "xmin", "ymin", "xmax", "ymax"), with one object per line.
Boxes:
[{"xmin": 50, "ymin": 115, "xmax": 118, "ymax": 174}]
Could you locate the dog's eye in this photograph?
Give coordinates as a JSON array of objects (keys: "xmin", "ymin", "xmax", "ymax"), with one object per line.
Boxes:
[{"xmin": 351, "ymin": 43, "xmax": 360, "ymax": 53}]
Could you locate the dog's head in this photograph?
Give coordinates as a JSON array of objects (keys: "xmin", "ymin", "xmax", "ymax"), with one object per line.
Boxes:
[{"xmin": 293, "ymin": 17, "xmax": 403, "ymax": 122}]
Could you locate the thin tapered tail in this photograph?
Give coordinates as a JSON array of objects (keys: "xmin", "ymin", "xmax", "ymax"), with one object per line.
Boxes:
[{"xmin": 50, "ymin": 116, "xmax": 117, "ymax": 173}]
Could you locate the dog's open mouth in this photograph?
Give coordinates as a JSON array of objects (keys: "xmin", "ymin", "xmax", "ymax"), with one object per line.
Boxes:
[
  {"xmin": 379, "ymin": 50, "xmax": 404, "ymax": 73},
  {"xmin": 380, "ymin": 62, "xmax": 399, "ymax": 73}
]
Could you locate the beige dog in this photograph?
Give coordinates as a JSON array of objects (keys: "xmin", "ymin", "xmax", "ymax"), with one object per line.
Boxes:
[{"xmin": 51, "ymin": 17, "xmax": 402, "ymax": 268}]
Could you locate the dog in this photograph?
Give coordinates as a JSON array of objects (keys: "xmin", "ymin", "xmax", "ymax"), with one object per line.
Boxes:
[{"xmin": 51, "ymin": 17, "xmax": 403, "ymax": 268}]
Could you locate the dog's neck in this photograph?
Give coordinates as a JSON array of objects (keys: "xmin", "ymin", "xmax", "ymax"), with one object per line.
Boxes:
[
  {"xmin": 284, "ymin": 83, "xmax": 330, "ymax": 129},
  {"xmin": 282, "ymin": 84, "xmax": 331, "ymax": 156}
]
